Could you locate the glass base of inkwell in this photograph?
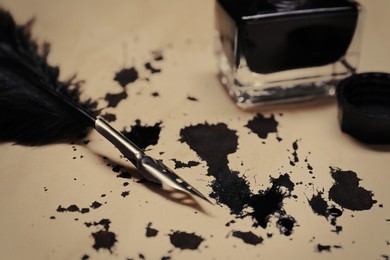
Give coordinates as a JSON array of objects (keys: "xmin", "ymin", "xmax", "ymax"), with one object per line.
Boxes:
[{"xmin": 215, "ymin": 0, "xmax": 364, "ymax": 109}]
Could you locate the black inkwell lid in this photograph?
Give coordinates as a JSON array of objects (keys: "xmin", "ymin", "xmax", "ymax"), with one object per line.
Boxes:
[{"xmin": 337, "ymin": 72, "xmax": 390, "ymax": 144}]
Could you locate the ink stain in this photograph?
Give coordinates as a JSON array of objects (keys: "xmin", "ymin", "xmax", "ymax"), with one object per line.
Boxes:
[
  {"xmin": 180, "ymin": 123, "xmax": 250, "ymax": 214},
  {"xmin": 122, "ymin": 120, "xmax": 162, "ymax": 150},
  {"xmin": 245, "ymin": 113, "xmax": 280, "ymax": 140},
  {"xmin": 114, "ymin": 67, "xmax": 139, "ymax": 87},
  {"xmin": 101, "ymin": 113, "xmax": 117, "ymax": 122},
  {"xmin": 169, "ymin": 231, "xmax": 204, "ymax": 250},
  {"xmin": 151, "ymin": 92, "xmax": 160, "ymax": 97},
  {"xmin": 171, "ymin": 159, "xmax": 200, "ymax": 169},
  {"xmin": 232, "ymin": 231, "xmax": 263, "ymax": 245},
  {"xmin": 81, "ymin": 255, "xmax": 89, "ymax": 260},
  {"xmin": 329, "ymin": 167, "xmax": 376, "ymax": 211},
  {"xmin": 276, "ymin": 216, "xmax": 295, "ymax": 236},
  {"xmin": 104, "ymin": 91, "xmax": 128, "ymax": 108},
  {"xmin": 146, "ymin": 222, "xmax": 159, "ymax": 237},
  {"xmin": 117, "ymin": 171, "xmax": 132, "ymax": 179},
  {"xmin": 144, "ymin": 62, "xmax": 161, "ymax": 74}
]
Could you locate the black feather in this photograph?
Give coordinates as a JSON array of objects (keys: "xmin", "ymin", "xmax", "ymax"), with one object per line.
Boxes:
[{"xmin": 0, "ymin": 9, "xmax": 98, "ymax": 145}]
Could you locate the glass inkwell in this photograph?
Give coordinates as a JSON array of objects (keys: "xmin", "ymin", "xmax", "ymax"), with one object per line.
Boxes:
[{"xmin": 215, "ymin": 0, "xmax": 364, "ymax": 109}]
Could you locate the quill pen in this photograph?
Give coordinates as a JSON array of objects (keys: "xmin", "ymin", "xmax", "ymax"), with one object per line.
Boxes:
[{"xmin": 0, "ymin": 9, "xmax": 210, "ymax": 203}]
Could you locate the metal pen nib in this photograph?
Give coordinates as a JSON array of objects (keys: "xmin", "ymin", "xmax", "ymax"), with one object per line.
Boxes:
[{"xmin": 95, "ymin": 117, "xmax": 211, "ymax": 203}]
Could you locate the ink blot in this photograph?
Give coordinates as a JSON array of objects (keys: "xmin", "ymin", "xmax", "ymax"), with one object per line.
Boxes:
[
  {"xmin": 146, "ymin": 222, "xmax": 159, "ymax": 237},
  {"xmin": 90, "ymin": 201, "xmax": 102, "ymax": 209},
  {"xmin": 85, "ymin": 219, "xmax": 117, "ymax": 253},
  {"xmin": 248, "ymin": 174, "xmax": 296, "ymax": 235},
  {"xmin": 151, "ymin": 92, "xmax": 160, "ymax": 97},
  {"xmin": 92, "ymin": 230, "xmax": 117, "ymax": 253},
  {"xmin": 329, "ymin": 167, "xmax": 376, "ymax": 211},
  {"xmin": 152, "ymin": 50, "xmax": 164, "ymax": 61},
  {"xmin": 101, "ymin": 113, "xmax": 117, "ymax": 122},
  {"xmin": 232, "ymin": 231, "xmax": 263, "ymax": 245},
  {"xmin": 104, "ymin": 91, "xmax": 128, "ymax": 108},
  {"xmin": 180, "ymin": 123, "xmax": 250, "ymax": 214},
  {"xmin": 171, "ymin": 159, "xmax": 200, "ymax": 169},
  {"xmin": 169, "ymin": 231, "xmax": 204, "ymax": 250},
  {"xmin": 114, "ymin": 67, "xmax": 139, "ymax": 87},
  {"xmin": 144, "ymin": 62, "xmax": 161, "ymax": 74},
  {"xmin": 245, "ymin": 113, "xmax": 280, "ymax": 140},
  {"xmin": 121, "ymin": 191, "xmax": 130, "ymax": 197},
  {"xmin": 309, "ymin": 191, "xmax": 329, "ymax": 218},
  {"xmin": 122, "ymin": 120, "xmax": 162, "ymax": 150},
  {"xmin": 81, "ymin": 255, "xmax": 89, "ymax": 260}
]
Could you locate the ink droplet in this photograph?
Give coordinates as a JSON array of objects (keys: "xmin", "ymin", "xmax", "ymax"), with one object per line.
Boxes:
[
  {"xmin": 101, "ymin": 113, "xmax": 117, "ymax": 122},
  {"xmin": 169, "ymin": 231, "xmax": 204, "ymax": 250},
  {"xmin": 232, "ymin": 231, "xmax": 263, "ymax": 245},
  {"xmin": 114, "ymin": 67, "xmax": 139, "ymax": 87},
  {"xmin": 92, "ymin": 230, "xmax": 117, "ymax": 253}
]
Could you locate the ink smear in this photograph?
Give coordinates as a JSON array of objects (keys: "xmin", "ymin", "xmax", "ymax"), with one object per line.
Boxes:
[
  {"xmin": 245, "ymin": 113, "xmax": 280, "ymax": 140},
  {"xmin": 180, "ymin": 123, "xmax": 251, "ymax": 214},
  {"xmin": 122, "ymin": 120, "xmax": 162, "ymax": 150},
  {"xmin": 146, "ymin": 222, "xmax": 159, "ymax": 237},
  {"xmin": 329, "ymin": 167, "xmax": 376, "ymax": 211},
  {"xmin": 114, "ymin": 67, "xmax": 139, "ymax": 87},
  {"xmin": 169, "ymin": 231, "xmax": 204, "ymax": 250},
  {"xmin": 232, "ymin": 231, "xmax": 263, "ymax": 245},
  {"xmin": 104, "ymin": 91, "xmax": 128, "ymax": 108}
]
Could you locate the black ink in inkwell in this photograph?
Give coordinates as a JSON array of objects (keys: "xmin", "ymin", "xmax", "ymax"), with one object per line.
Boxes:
[{"xmin": 215, "ymin": 0, "xmax": 364, "ymax": 109}]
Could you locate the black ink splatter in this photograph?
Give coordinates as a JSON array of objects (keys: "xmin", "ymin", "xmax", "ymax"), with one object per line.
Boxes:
[
  {"xmin": 122, "ymin": 120, "xmax": 162, "ymax": 150},
  {"xmin": 112, "ymin": 164, "xmax": 124, "ymax": 173},
  {"xmin": 245, "ymin": 113, "xmax": 280, "ymax": 140},
  {"xmin": 171, "ymin": 159, "xmax": 200, "ymax": 169},
  {"xmin": 144, "ymin": 62, "xmax": 161, "ymax": 74},
  {"xmin": 85, "ymin": 219, "xmax": 117, "ymax": 253},
  {"xmin": 232, "ymin": 231, "xmax": 263, "ymax": 245},
  {"xmin": 248, "ymin": 174, "xmax": 296, "ymax": 235},
  {"xmin": 81, "ymin": 254, "xmax": 89, "ymax": 260},
  {"xmin": 121, "ymin": 191, "xmax": 130, "ymax": 197},
  {"xmin": 90, "ymin": 201, "xmax": 102, "ymax": 209},
  {"xmin": 146, "ymin": 222, "xmax": 159, "ymax": 237},
  {"xmin": 101, "ymin": 113, "xmax": 117, "ymax": 122},
  {"xmin": 104, "ymin": 91, "xmax": 128, "ymax": 108},
  {"xmin": 169, "ymin": 231, "xmax": 204, "ymax": 250},
  {"xmin": 151, "ymin": 92, "xmax": 160, "ymax": 97},
  {"xmin": 114, "ymin": 67, "xmax": 139, "ymax": 87},
  {"xmin": 180, "ymin": 123, "xmax": 250, "ymax": 214},
  {"xmin": 117, "ymin": 171, "xmax": 132, "ymax": 179},
  {"xmin": 316, "ymin": 244, "xmax": 342, "ymax": 253},
  {"xmin": 288, "ymin": 140, "xmax": 299, "ymax": 166},
  {"xmin": 309, "ymin": 191, "xmax": 329, "ymax": 218},
  {"xmin": 329, "ymin": 167, "xmax": 376, "ymax": 211}
]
